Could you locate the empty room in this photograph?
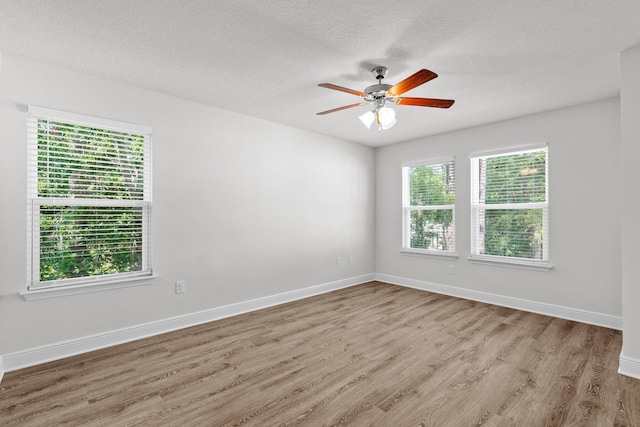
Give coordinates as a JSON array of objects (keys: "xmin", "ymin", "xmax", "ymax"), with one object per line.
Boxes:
[{"xmin": 1, "ymin": 1, "xmax": 640, "ymax": 425}]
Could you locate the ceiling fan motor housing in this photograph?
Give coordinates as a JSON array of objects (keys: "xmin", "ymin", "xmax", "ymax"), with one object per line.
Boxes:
[
  {"xmin": 364, "ymin": 84, "xmax": 393, "ymax": 102},
  {"xmin": 365, "ymin": 66, "xmax": 392, "ymax": 102}
]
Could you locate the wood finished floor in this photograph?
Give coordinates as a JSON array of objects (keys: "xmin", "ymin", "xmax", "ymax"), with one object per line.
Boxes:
[{"xmin": 2, "ymin": 281, "xmax": 640, "ymax": 426}]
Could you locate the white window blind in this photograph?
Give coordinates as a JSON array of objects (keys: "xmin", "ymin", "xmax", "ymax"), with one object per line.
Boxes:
[
  {"xmin": 470, "ymin": 146, "xmax": 548, "ymax": 265},
  {"xmin": 27, "ymin": 106, "xmax": 153, "ymax": 290},
  {"xmin": 402, "ymin": 158, "xmax": 456, "ymax": 254}
]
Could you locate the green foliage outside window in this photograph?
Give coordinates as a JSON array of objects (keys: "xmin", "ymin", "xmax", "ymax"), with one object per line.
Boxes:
[
  {"xmin": 483, "ymin": 209, "xmax": 543, "ymax": 258},
  {"xmin": 39, "ymin": 206, "xmax": 143, "ymax": 281},
  {"xmin": 408, "ymin": 162, "xmax": 455, "ymax": 251},
  {"xmin": 480, "ymin": 150, "xmax": 546, "ymax": 259},
  {"xmin": 36, "ymin": 119, "xmax": 146, "ymax": 282},
  {"xmin": 484, "ymin": 151, "xmax": 546, "ymax": 205}
]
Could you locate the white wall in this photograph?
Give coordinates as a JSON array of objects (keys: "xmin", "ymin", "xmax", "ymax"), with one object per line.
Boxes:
[
  {"xmin": 0, "ymin": 55, "xmax": 376, "ymax": 355},
  {"xmin": 620, "ymin": 45, "xmax": 640, "ymax": 377},
  {"xmin": 376, "ymin": 98, "xmax": 622, "ymax": 318}
]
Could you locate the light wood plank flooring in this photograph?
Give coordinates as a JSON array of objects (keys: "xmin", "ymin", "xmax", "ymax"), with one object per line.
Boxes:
[{"xmin": 2, "ymin": 281, "xmax": 640, "ymax": 426}]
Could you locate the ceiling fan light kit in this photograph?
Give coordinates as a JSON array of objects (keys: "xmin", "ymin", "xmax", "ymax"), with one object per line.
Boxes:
[
  {"xmin": 317, "ymin": 66, "xmax": 454, "ymax": 131},
  {"xmin": 359, "ymin": 105, "xmax": 396, "ymax": 130},
  {"xmin": 358, "ymin": 110, "xmax": 375, "ymax": 128}
]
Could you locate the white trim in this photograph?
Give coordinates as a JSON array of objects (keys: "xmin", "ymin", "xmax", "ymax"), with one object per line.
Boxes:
[
  {"xmin": 470, "ymin": 146, "xmax": 549, "ymax": 263},
  {"xmin": 21, "ymin": 275, "xmax": 157, "ymax": 300},
  {"xmin": 402, "ymin": 156, "xmax": 455, "ymax": 168},
  {"xmin": 407, "ymin": 204, "xmax": 456, "ymax": 212},
  {"xmin": 28, "ymin": 105, "xmax": 151, "ymax": 134},
  {"xmin": 26, "ymin": 107, "xmax": 153, "ymax": 293},
  {"xmin": 468, "ymin": 255, "xmax": 552, "ymax": 271},
  {"xmin": 375, "ymin": 273, "xmax": 622, "ymax": 330},
  {"xmin": 469, "ymin": 142, "xmax": 548, "ymax": 159},
  {"xmin": 471, "ymin": 202, "xmax": 547, "ymax": 210},
  {"xmin": 32, "ymin": 198, "xmax": 150, "ymax": 208},
  {"xmin": 3, "ymin": 272, "xmax": 625, "ymax": 380},
  {"xmin": 619, "ymin": 352, "xmax": 640, "ymax": 380},
  {"xmin": 2, "ymin": 274, "xmax": 374, "ymax": 373},
  {"xmin": 402, "ymin": 159, "xmax": 456, "ymax": 253},
  {"xmin": 401, "ymin": 249, "xmax": 458, "ymax": 260}
]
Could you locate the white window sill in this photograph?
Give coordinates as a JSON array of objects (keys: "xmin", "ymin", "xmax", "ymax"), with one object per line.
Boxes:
[
  {"xmin": 21, "ymin": 275, "xmax": 157, "ymax": 300},
  {"xmin": 468, "ymin": 255, "xmax": 552, "ymax": 271},
  {"xmin": 401, "ymin": 248, "xmax": 459, "ymax": 260}
]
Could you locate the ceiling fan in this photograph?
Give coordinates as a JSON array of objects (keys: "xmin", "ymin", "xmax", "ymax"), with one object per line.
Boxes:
[{"xmin": 317, "ymin": 66, "xmax": 454, "ymax": 130}]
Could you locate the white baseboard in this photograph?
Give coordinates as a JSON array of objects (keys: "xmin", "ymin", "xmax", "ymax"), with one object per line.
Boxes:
[
  {"xmin": 1, "ymin": 272, "xmax": 625, "ymax": 379},
  {"xmin": 1, "ymin": 274, "xmax": 374, "ymax": 374},
  {"xmin": 375, "ymin": 273, "xmax": 623, "ymax": 330},
  {"xmin": 619, "ymin": 352, "xmax": 640, "ymax": 380}
]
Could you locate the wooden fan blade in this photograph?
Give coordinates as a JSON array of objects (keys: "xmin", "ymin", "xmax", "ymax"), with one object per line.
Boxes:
[
  {"xmin": 394, "ymin": 97, "xmax": 455, "ymax": 108},
  {"xmin": 316, "ymin": 102, "xmax": 366, "ymax": 115},
  {"xmin": 318, "ymin": 83, "xmax": 366, "ymax": 97},
  {"xmin": 387, "ymin": 69, "xmax": 438, "ymax": 96}
]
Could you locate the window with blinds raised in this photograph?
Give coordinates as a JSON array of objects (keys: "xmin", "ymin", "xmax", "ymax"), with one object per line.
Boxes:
[
  {"xmin": 402, "ymin": 158, "xmax": 456, "ymax": 254},
  {"xmin": 470, "ymin": 146, "xmax": 549, "ymax": 267},
  {"xmin": 27, "ymin": 106, "xmax": 153, "ymax": 290}
]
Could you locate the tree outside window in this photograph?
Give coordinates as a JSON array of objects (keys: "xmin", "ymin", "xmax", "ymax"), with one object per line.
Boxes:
[
  {"xmin": 27, "ymin": 107, "xmax": 152, "ymax": 289},
  {"xmin": 471, "ymin": 147, "xmax": 548, "ymax": 263},
  {"xmin": 402, "ymin": 159, "xmax": 455, "ymax": 253}
]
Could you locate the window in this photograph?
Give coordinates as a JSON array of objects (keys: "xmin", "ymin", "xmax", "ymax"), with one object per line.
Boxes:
[
  {"xmin": 27, "ymin": 106, "xmax": 153, "ymax": 291},
  {"xmin": 470, "ymin": 146, "xmax": 549, "ymax": 269},
  {"xmin": 402, "ymin": 158, "xmax": 456, "ymax": 255}
]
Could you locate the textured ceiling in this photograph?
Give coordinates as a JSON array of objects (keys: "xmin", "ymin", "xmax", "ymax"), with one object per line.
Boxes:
[{"xmin": 1, "ymin": 0, "xmax": 640, "ymax": 147}]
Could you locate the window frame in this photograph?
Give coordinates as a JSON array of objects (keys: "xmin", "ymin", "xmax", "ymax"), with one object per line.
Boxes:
[
  {"xmin": 469, "ymin": 145, "xmax": 551, "ymax": 271},
  {"xmin": 25, "ymin": 106, "xmax": 155, "ymax": 298},
  {"xmin": 401, "ymin": 157, "xmax": 457, "ymax": 259}
]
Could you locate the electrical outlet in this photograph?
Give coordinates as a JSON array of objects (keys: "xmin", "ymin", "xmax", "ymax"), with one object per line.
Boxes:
[
  {"xmin": 349, "ymin": 255, "xmax": 354, "ymax": 264},
  {"xmin": 336, "ymin": 257, "xmax": 342, "ymax": 266},
  {"xmin": 175, "ymin": 280, "xmax": 185, "ymax": 294},
  {"xmin": 448, "ymin": 265, "xmax": 455, "ymax": 275}
]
